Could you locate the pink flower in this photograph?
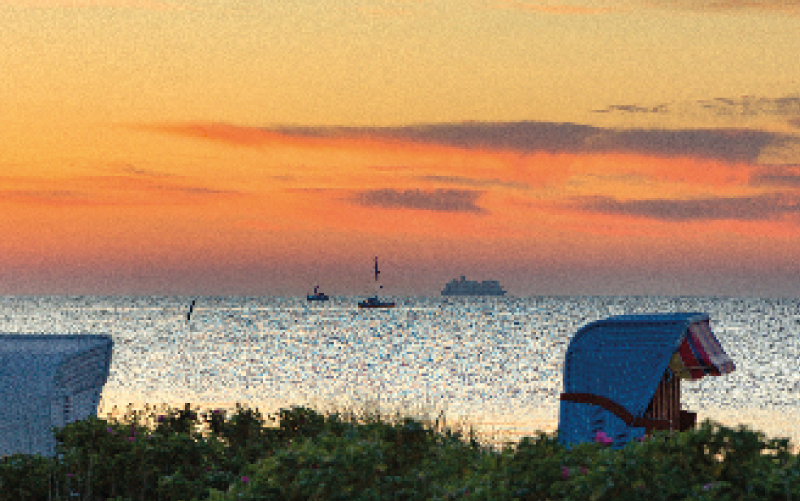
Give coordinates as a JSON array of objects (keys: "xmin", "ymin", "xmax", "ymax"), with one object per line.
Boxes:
[
  {"xmin": 128, "ymin": 437, "xmax": 135, "ymax": 442},
  {"xmin": 594, "ymin": 430, "xmax": 613, "ymax": 445},
  {"xmin": 241, "ymin": 476, "xmax": 250, "ymax": 483},
  {"xmin": 562, "ymin": 466, "xmax": 570, "ymax": 479},
  {"xmin": 580, "ymin": 466, "xmax": 587, "ymax": 475}
]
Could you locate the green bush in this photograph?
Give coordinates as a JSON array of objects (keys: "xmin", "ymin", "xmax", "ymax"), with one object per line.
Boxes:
[
  {"xmin": 550, "ymin": 420, "xmax": 800, "ymax": 501},
  {"xmin": 0, "ymin": 453, "xmax": 55, "ymax": 501},
  {"xmin": 220, "ymin": 432, "xmax": 393, "ymax": 500},
  {"xmin": 51, "ymin": 413, "xmax": 232, "ymax": 501},
  {"xmin": 4, "ymin": 401, "xmax": 800, "ymax": 501},
  {"xmin": 277, "ymin": 405, "xmax": 329, "ymax": 439}
]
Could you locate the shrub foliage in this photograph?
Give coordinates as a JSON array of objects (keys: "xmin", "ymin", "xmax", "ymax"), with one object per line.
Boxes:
[{"xmin": 0, "ymin": 403, "xmax": 798, "ymax": 501}]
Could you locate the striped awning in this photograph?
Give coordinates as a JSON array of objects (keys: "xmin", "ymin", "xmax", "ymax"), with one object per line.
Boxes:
[{"xmin": 671, "ymin": 319, "xmax": 735, "ymax": 380}]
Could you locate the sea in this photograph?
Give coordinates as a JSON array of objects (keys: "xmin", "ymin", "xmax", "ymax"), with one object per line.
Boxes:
[{"xmin": 2, "ymin": 295, "xmax": 799, "ymax": 452}]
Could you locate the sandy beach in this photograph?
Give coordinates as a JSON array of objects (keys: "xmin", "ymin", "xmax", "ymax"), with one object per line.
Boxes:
[
  {"xmin": 96, "ymin": 394, "xmax": 800, "ymax": 456},
  {"xmin": 416, "ymin": 406, "xmax": 800, "ymax": 456}
]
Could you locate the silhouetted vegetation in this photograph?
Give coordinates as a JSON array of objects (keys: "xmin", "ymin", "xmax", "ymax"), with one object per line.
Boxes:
[{"xmin": 1, "ymin": 401, "xmax": 799, "ymax": 500}]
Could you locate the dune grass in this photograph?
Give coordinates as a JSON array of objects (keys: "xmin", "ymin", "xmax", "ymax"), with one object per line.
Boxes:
[{"xmin": 1, "ymin": 399, "xmax": 800, "ymax": 501}]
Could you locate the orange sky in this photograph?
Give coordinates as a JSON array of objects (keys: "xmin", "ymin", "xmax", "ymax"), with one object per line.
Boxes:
[{"xmin": 2, "ymin": 1, "xmax": 800, "ymax": 296}]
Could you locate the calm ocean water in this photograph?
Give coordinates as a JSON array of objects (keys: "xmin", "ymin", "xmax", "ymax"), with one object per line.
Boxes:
[{"xmin": 2, "ymin": 295, "xmax": 799, "ymax": 449}]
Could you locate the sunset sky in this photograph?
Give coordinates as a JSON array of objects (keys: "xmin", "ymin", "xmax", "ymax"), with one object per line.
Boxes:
[{"xmin": 3, "ymin": 0, "xmax": 800, "ymax": 296}]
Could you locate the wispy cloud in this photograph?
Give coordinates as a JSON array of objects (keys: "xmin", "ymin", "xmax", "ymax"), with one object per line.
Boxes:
[
  {"xmin": 108, "ymin": 162, "xmax": 175, "ymax": 177},
  {"xmin": 569, "ymin": 192, "xmax": 800, "ymax": 221},
  {"xmin": 139, "ymin": 122, "xmax": 413, "ymax": 154},
  {"xmin": 0, "ymin": 189, "xmax": 94, "ymax": 206},
  {"xmin": 749, "ymin": 165, "xmax": 800, "ymax": 188},
  {"xmin": 350, "ymin": 188, "xmax": 488, "ymax": 214},
  {"xmin": 595, "ymin": 104, "xmax": 670, "ymax": 114},
  {"xmin": 585, "ymin": 127, "xmax": 784, "ymax": 163},
  {"xmin": 643, "ymin": 0, "xmax": 800, "ymax": 14},
  {"xmin": 416, "ymin": 174, "xmax": 529, "ymax": 189},
  {"xmin": 369, "ymin": 121, "xmax": 597, "ymax": 154},
  {"xmin": 357, "ymin": 122, "xmax": 792, "ymax": 164},
  {"xmin": 148, "ymin": 120, "xmax": 800, "ymax": 166},
  {"xmin": 0, "ymin": 173, "xmax": 242, "ymax": 206},
  {"xmin": 595, "ymin": 94, "xmax": 800, "ymax": 120}
]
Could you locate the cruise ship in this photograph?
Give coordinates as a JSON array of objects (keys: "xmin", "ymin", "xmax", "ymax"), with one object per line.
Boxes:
[{"xmin": 441, "ymin": 276, "xmax": 507, "ymax": 296}]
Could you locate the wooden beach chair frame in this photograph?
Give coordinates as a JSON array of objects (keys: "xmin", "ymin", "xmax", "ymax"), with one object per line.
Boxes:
[{"xmin": 557, "ymin": 313, "xmax": 735, "ymax": 450}]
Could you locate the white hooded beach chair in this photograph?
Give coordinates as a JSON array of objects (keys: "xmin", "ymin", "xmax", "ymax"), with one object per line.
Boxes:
[{"xmin": 0, "ymin": 334, "xmax": 113, "ymax": 458}]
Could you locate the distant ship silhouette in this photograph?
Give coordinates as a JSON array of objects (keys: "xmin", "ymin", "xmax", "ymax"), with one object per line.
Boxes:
[{"xmin": 441, "ymin": 276, "xmax": 507, "ymax": 296}]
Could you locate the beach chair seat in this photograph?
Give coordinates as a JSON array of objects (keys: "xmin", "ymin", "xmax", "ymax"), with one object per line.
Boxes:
[
  {"xmin": 680, "ymin": 409, "xmax": 697, "ymax": 432},
  {"xmin": 0, "ymin": 334, "xmax": 113, "ymax": 458},
  {"xmin": 557, "ymin": 313, "xmax": 735, "ymax": 450}
]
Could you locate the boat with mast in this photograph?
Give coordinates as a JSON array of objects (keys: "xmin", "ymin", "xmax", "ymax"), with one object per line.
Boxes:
[
  {"xmin": 307, "ymin": 285, "xmax": 329, "ymax": 301},
  {"xmin": 358, "ymin": 256, "xmax": 395, "ymax": 308}
]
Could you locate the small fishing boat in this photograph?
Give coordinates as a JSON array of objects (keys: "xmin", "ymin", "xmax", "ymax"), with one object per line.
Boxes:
[
  {"xmin": 358, "ymin": 256, "xmax": 395, "ymax": 309},
  {"xmin": 358, "ymin": 296, "xmax": 395, "ymax": 309},
  {"xmin": 307, "ymin": 285, "xmax": 329, "ymax": 301}
]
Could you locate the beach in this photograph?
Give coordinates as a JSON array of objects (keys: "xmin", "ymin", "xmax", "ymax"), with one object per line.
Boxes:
[
  {"xmin": 5, "ymin": 295, "xmax": 800, "ymax": 457},
  {"xmin": 96, "ymin": 394, "xmax": 800, "ymax": 456}
]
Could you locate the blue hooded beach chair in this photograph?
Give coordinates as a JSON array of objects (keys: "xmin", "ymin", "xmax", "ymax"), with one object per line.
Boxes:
[
  {"xmin": 558, "ymin": 312, "xmax": 735, "ymax": 451},
  {"xmin": 0, "ymin": 334, "xmax": 113, "ymax": 458}
]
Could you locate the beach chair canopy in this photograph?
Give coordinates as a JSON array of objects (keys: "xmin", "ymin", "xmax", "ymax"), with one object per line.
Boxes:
[
  {"xmin": 557, "ymin": 312, "xmax": 735, "ymax": 451},
  {"xmin": 0, "ymin": 334, "xmax": 113, "ymax": 458}
]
